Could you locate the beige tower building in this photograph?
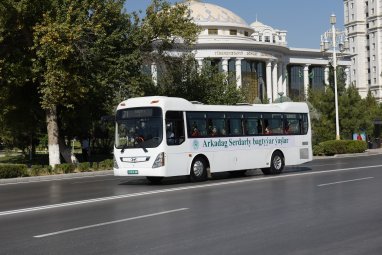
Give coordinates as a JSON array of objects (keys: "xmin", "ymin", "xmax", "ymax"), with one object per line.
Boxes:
[{"xmin": 344, "ymin": 0, "xmax": 382, "ymax": 100}]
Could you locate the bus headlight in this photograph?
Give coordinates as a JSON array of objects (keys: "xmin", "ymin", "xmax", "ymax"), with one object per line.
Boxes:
[
  {"xmin": 152, "ymin": 152, "xmax": 165, "ymax": 168},
  {"xmin": 113, "ymin": 155, "xmax": 119, "ymax": 169}
]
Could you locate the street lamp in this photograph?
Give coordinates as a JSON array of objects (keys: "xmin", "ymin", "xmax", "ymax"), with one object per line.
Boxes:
[{"xmin": 320, "ymin": 14, "xmax": 349, "ymax": 140}]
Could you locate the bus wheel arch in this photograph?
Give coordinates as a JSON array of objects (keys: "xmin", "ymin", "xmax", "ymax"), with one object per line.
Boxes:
[
  {"xmin": 261, "ymin": 150, "xmax": 285, "ymax": 175},
  {"xmin": 189, "ymin": 154, "xmax": 209, "ymax": 182}
]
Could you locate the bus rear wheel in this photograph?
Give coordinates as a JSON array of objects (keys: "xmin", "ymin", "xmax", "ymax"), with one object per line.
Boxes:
[
  {"xmin": 261, "ymin": 151, "xmax": 284, "ymax": 175},
  {"xmin": 190, "ymin": 157, "xmax": 208, "ymax": 182}
]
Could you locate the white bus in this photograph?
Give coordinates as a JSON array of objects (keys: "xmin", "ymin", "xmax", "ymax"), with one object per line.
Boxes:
[{"xmin": 113, "ymin": 96, "xmax": 312, "ymax": 183}]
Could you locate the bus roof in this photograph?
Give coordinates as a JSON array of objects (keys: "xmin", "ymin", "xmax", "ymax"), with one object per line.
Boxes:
[{"xmin": 117, "ymin": 96, "xmax": 309, "ymax": 113}]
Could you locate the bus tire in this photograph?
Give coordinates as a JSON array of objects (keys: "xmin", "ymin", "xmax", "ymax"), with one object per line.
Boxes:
[
  {"xmin": 146, "ymin": 177, "xmax": 163, "ymax": 184},
  {"xmin": 190, "ymin": 157, "xmax": 208, "ymax": 182},
  {"xmin": 264, "ymin": 151, "xmax": 285, "ymax": 175}
]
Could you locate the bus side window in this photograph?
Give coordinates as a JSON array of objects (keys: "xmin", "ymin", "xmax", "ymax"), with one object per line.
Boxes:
[
  {"xmin": 165, "ymin": 111, "xmax": 185, "ymax": 146},
  {"xmin": 302, "ymin": 114, "xmax": 309, "ymax": 134}
]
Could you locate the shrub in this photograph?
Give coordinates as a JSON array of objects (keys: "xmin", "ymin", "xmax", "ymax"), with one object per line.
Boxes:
[
  {"xmin": 54, "ymin": 163, "xmax": 76, "ymax": 174},
  {"xmin": 0, "ymin": 164, "xmax": 29, "ymax": 178},
  {"xmin": 90, "ymin": 162, "xmax": 99, "ymax": 171},
  {"xmin": 77, "ymin": 162, "xmax": 91, "ymax": 172},
  {"xmin": 97, "ymin": 159, "xmax": 113, "ymax": 170},
  {"xmin": 29, "ymin": 165, "xmax": 51, "ymax": 176},
  {"xmin": 313, "ymin": 140, "xmax": 367, "ymax": 156}
]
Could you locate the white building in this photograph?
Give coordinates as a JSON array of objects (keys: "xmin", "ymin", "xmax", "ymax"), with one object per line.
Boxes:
[
  {"xmin": 344, "ymin": 0, "xmax": 382, "ymax": 100},
  {"xmin": 153, "ymin": 0, "xmax": 352, "ymax": 103}
]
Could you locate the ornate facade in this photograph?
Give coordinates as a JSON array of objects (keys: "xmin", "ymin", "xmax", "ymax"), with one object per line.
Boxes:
[{"xmin": 154, "ymin": 0, "xmax": 352, "ymax": 103}]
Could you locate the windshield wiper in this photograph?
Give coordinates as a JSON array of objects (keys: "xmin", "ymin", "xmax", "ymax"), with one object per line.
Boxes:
[
  {"xmin": 137, "ymin": 141, "xmax": 148, "ymax": 153},
  {"xmin": 121, "ymin": 143, "xmax": 128, "ymax": 153}
]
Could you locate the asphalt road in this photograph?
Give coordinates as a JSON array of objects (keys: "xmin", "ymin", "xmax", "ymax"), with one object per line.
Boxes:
[{"xmin": 1, "ymin": 155, "xmax": 382, "ymax": 254}]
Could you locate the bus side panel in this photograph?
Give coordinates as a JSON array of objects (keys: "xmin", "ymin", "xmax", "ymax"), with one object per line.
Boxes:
[
  {"xmin": 208, "ymin": 148, "xmax": 270, "ymax": 173},
  {"xmin": 165, "ymin": 151, "xmax": 191, "ymax": 176}
]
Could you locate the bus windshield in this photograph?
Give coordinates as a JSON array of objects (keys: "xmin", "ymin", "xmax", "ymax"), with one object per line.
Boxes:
[{"xmin": 115, "ymin": 107, "xmax": 163, "ymax": 150}]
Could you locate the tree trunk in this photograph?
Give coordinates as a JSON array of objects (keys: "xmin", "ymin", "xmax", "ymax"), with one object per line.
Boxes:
[
  {"xmin": 46, "ymin": 105, "xmax": 60, "ymax": 167},
  {"xmin": 59, "ymin": 138, "xmax": 78, "ymax": 164}
]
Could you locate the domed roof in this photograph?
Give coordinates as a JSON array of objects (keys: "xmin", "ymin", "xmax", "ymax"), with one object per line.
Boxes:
[
  {"xmin": 186, "ymin": 0, "xmax": 251, "ymax": 29},
  {"xmin": 250, "ymin": 20, "xmax": 273, "ymax": 31}
]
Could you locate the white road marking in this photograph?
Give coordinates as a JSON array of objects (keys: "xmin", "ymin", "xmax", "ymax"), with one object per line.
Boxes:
[
  {"xmin": 317, "ymin": 177, "xmax": 375, "ymax": 187},
  {"xmin": 1, "ymin": 164, "xmax": 382, "ymax": 217},
  {"xmin": 33, "ymin": 208, "xmax": 189, "ymax": 238}
]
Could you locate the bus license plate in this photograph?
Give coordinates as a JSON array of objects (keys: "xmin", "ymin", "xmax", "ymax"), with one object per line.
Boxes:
[{"xmin": 128, "ymin": 170, "xmax": 138, "ymax": 175}]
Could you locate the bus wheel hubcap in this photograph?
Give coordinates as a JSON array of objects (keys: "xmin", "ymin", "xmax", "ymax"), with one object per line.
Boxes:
[
  {"xmin": 193, "ymin": 161, "xmax": 204, "ymax": 177},
  {"xmin": 274, "ymin": 156, "xmax": 282, "ymax": 169}
]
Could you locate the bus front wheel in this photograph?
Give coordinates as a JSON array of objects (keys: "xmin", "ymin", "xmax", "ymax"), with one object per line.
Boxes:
[
  {"xmin": 190, "ymin": 157, "xmax": 208, "ymax": 182},
  {"xmin": 261, "ymin": 151, "xmax": 284, "ymax": 175}
]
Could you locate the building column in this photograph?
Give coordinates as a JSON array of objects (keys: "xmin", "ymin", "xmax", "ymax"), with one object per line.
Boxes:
[
  {"xmin": 324, "ymin": 65, "xmax": 330, "ymax": 85},
  {"xmin": 222, "ymin": 58, "xmax": 229, "ymax": 73},
  {"xmin": 303, "ymin": 64, "xmax": 310, "ymax": 99},
  {"xmin": 345, "ymin": 66, "xmax": 350, "ymax": 88},
  {"xmin": 272, "ymin": 61, "xmax": 278, "ymax": 102},
  {"xmin": 277, "ymin": 62, "xmax": 283, "ymax": 93},
  {"xmin": 282, "ymin": 64, "xmax": 288, "ymax": 97},
  {"xmin": 266, "ymin": 61, "xmax": 273, "ymax": 103},
  {"xmin": 195, "ymin": 57, "xmax": 204, "ymax": 73},
  {"xmin": 151, "ymin": 62, "xmax": 157, "ymax": 86},
  {"xmin": 235, "ymin": 58, "xmax": 243, "ymax": 88}
]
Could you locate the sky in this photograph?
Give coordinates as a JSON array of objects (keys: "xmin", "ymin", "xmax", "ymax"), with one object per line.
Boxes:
[{"xmin": 124, "ymin": 0, "xmax": 344, "ymax": 49}]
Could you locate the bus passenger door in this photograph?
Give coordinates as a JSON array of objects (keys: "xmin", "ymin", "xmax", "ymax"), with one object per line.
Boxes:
[{"xmin": 165, "ymin": 111, "xmax": 189, "ymax": 176}]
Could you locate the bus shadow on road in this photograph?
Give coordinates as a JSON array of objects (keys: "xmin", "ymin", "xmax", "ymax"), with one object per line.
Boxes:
[{"xmin": 118, "ymin": 166, "xmax": 313, "ymax": 186}]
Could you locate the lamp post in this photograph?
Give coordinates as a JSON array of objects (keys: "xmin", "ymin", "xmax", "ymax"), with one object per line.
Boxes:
[{"xmin": 320, "ymin": 14, "xmax": 349, "ymax": 140}]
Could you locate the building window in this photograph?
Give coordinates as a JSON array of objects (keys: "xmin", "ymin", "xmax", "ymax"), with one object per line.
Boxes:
[
  {"xmin": 265, "ymin": 36, "xmax": 270, "ymax": 42},
  {"xmin": 373, "ymin": 43, "xmax": 376, "ymax": 49},
  {"xmin": 229, "ymin": 29, "xmax": 237, "ymax": 35},
  {"xmin": 373, "ymin": 66, "xmax": 376, "ymax": 73},
  {"xmin": 352, "ymin": 14, "xmax": 355, "ymax": 20},
  {"xmin": 373, "ymin": 55, "xmax": 375, "ymax": 61},
  {"xmin": 351, "ymin": 3, "xmax": 353, "ymax": 8},
  {"xmin": 374, "ymin": 78, "xmax": 377, "ymax": 83},
  {"xmin": 208, "ymin": 29, "xmax": 218, "ymax": 35},
  {"xmin": 244, "ymin": 31, "xmax": 249, "ymax": 36}
]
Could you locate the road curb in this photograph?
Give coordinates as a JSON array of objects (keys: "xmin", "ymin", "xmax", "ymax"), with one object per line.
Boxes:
[{"xmin": 0, "ymin": 170, "xmax": 114, "ymax": 185}]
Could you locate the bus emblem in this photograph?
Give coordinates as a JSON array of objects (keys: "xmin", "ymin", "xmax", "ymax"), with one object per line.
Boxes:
[{"xmin": 192, "ymin": 140, "xmax": 200, "ymax": 150}]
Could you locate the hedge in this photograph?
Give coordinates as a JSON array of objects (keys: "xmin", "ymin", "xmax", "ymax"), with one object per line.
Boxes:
[
  {"xmin": 313, "ymin": 140, "xmax": 367, "ymax": 156},
  {"xmin": 29, "ymin": 165, "xmax": 52, "ymax": 176},
  {"xmin": 54, "ymin": 163, "xmax": 76, "ymax": 174},
  {"xmin": 0, "ymin": 164, "xmax": 29, "ymax": 178},
  {"xmin": 0, "ymin": 159, "xmax": 113, "ymax": 179}
]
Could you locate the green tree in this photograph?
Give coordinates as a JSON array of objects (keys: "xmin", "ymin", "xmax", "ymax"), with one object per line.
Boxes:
[
  {"xmin": 31, "ymin": 0, "xmax": 199, "ymax": 166},
  {"xmin": 0, "ymin": 0, "xmax": 48, "ymax": 155},
  {"xmin": 157, "ymin": 54, "xmax": 245, "ymax": 104},
  {"xmin": 309, "ymin": 66, "xmax": 382, "ymax": 144}
]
